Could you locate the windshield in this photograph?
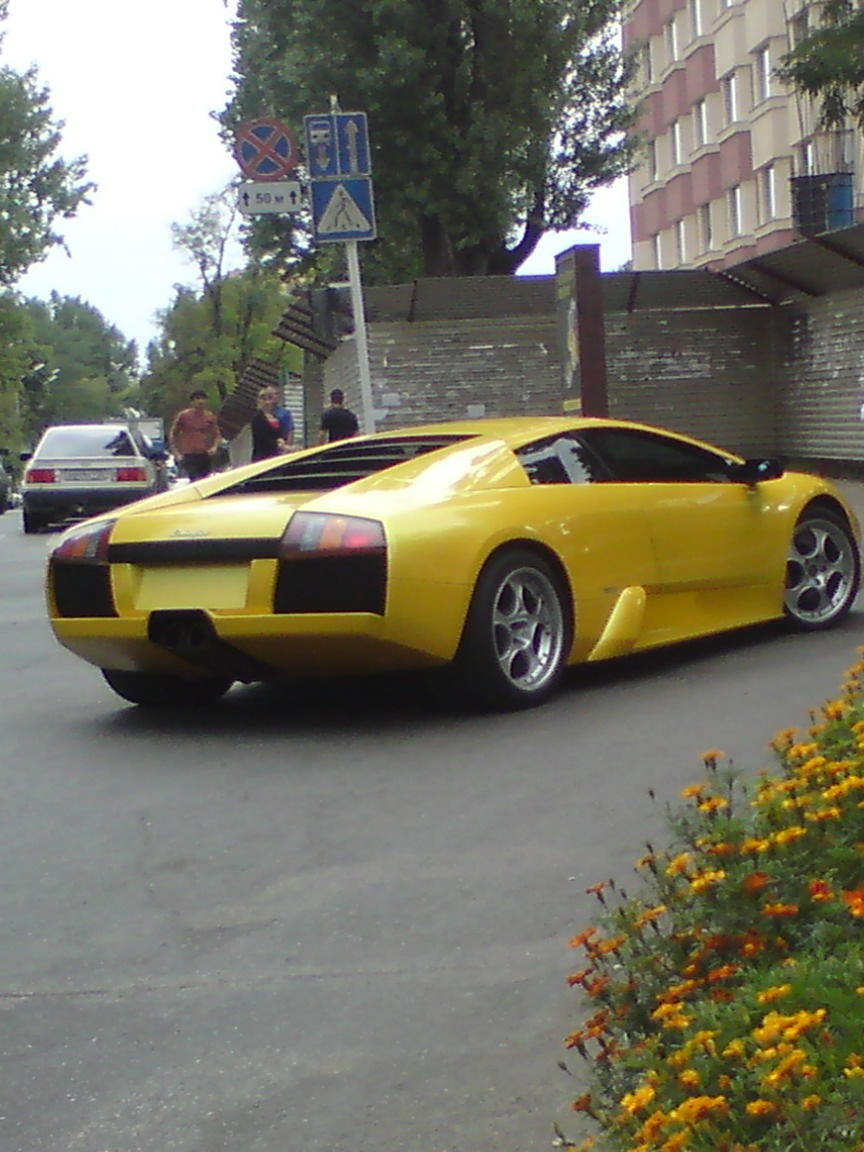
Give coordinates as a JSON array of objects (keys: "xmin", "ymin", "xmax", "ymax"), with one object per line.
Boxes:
[{"xmin": 37, "ymin": 427, "xmax": 140, "ymax": 459}]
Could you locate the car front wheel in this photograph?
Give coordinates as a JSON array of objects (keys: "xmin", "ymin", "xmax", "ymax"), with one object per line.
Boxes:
[
  {"xmin": 784, "ymin": 508, "xmax": 860, "ymax": 630},
  {"xmin": 101, "ymin": 668, "xmax": 233, "ymax": 708},
  {"xmin": 453, "ymin": 547, "xmax": 572, "ymax": 710}
]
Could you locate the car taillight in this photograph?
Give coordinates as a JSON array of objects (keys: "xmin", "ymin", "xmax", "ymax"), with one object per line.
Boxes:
[
  {"xmin": 51, "ymin": 519, "xmax": 116, "ymax": 563},
  {"xmin": 116, "ymin": 466, "xmax": 147, "ymax": 482},
  {"xmin": 26, "ymin": 467, "xmax": 55, "ymax": 483},
  {"xmin": 279, "ymin": 512, "xmax": 386, "ymax": 557}
]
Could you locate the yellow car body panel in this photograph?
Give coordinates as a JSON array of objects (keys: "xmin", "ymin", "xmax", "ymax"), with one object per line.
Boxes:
[{"xmin": 45, "ymin": 417, "xmax": 861, "ymax": 699}]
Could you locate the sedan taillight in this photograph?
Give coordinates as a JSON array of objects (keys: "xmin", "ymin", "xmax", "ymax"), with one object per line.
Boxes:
[
  {"xmin": 116, "ymin": 466, "xmax": 148, "ymax": 482},
  {"xmin": 26, "ymin": 467, "xmax": 55, "ymax": 483}
]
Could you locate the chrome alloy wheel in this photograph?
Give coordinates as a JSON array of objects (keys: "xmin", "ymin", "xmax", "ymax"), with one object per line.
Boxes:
[
  {"xmin": 489, "ymin": 565, "xmax": 566, "ymax": 693},
  {"xmin": 785, "ymin": 514, "xmax": 859, "ymax": 628}
]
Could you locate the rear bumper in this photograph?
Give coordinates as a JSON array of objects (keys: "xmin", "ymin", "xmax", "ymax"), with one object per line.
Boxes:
[{"xmin": 23, "ymin": 485, "xmax": 154, "ymax": 521}]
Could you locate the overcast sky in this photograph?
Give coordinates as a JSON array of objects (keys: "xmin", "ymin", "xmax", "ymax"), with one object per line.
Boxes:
[{"xmin": 4, "ymin": 0, "xmax": 631, "ymax": 358}]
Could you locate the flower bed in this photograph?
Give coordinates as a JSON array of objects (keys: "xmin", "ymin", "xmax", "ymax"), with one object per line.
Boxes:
[{"xmin": 559, "ymin": 649, "xmax": 864, "ymax": 1152}]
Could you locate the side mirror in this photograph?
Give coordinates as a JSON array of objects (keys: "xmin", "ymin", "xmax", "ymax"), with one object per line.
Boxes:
[{"xmin": 730, "ymin": 458, "xmax": 784, "ymax": 485}]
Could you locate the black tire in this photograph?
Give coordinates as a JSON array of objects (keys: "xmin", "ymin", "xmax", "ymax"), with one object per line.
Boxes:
[
  {"xmin": 784, "ymin": 507, "xmax": 860, "ymax": 630},
  {"xmin": 452, "ymin": 547, "xmax": 572, "ymax": 710},
  {"xmin": 22, "ymin": 508, "xmax": 44, "ymax": 534},
  {"xmin": 101, "ymin": 668, "xmax": 233, "ymax": 708}
]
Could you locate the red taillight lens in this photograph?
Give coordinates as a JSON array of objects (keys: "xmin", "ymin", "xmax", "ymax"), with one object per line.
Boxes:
[
  {"xmin": 279, "ymin": 512, "xmax": 386, "ymax": 557},
  {"xmin": 116, "ymin": 467, "xmax": 147, "ymax": 482},
  {"xmin": 52, "ymin": 519, "xmax": 116, "ymax": 563},
  {"xmin": 26, "ymin": 468, "xmax": 55, "ymax": 483}
]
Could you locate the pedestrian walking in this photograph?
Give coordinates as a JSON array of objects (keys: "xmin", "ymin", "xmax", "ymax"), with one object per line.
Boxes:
[
  {"xmin": 168, "ymin": 390, "xmax": 220, "ymax": 480},
  {"xmin": 250, "ymin": 385, "xmax": 295, "ymax": 461},
  {"xmin": 319, "ymin": 389, "xmax": 359, "ymax": 444}
]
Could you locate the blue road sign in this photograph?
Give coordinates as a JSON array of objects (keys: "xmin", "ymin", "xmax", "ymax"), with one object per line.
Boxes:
[
  {"xmin": 310, "ymin": 178, "xmax": 376, "ymax": 242},
  {"xmin": 304, "ymin": 113, "xmax": 372, "ymax": 179}
]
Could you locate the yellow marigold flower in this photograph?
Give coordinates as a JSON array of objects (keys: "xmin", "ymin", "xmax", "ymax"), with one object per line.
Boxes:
[
  {"xmin": 746, "ymin": 1099, "xmax": 777, "ymax": 1118},
  {"xmin": 857, "ymin": 987, "xmax": 864, "ymax": 996},
  {"xmin": 690, "ymin": 869, "xmax": 727, "ymax": 893},
  {"xmin": 670, "ymin": 1095, "xmax": 729, "ymax": 1125},
  {"xmin": 805, "ymin": 806, "xmax": 842, "ymax": 823},
  {"xmin": 656, "ymin": 979, "xmax": 701, "ymax": 1005},
  {"xmin": 787, "ymin": 742, "xmax": 818, "ymax": 760},
  {"xmin": 637, "ymin": 1110, "xmax": 669, "ymax": 1142},
  {"xmin": 823, "ymin": 700, "xmax": 845, "ymax": 720},
  {"xmin": 718, "ymin": 1074, "xmax": 731, "ymax": 1089},
  {"xmin": 698, "ymin": 796, "xmax": 729, "ymax": 814},
  {"xmin": 761, "ymin": 902, "xmax": 799, "ymax": 918},
  {"xmin": 723, "ymin": 1038, "xmax": 747, "ymax": 1059},
  {"xmin": 662, "ymin": 1013, "xmax": 693, "ymax": 1031},
  {"xmin": 757, "ymin": 984, "xmax": 792, "ymax": 1004},
  {"xmin": 681, "ymin": 784, "xmax": 705, "ymax": 800},
  {"xmin": 741, "ymin": 837, "xmax": 770, "ymax": 854},
  {"xmin": 801, "ymin": 1094, "xmax": 821, "ymax": 1110},
  {"xmin": 842, "ymin": 887, "xmax": 864, "ymax": 918},
  {"xmin": 620, "ymin": 1084, "xmax": 656, "ymax": 1114},
  {"xmin": 660, "ymin": 1134, "xmax": 689, "ymax": 1152},
  {"xmin": 634, "ymin": 904, "xmax": 666, "ymax": 929},
  {"xmin": 678, "ymin": 1069, "xmax": 701, "ymax": 1089},
  {"xmin": 773, "ymin": 825, "xmax": 808, "ymax": 846},
  {"xmin": 844, "ymin": 1066, "xmax": 864, "ymax": 1079},
  {"xmin": 702, "ymin": 748, "xmax": 725, "ymax": 763},
  {"xmin": 665, "ymin": 852, "xmax": 693, "ymax": 877}
]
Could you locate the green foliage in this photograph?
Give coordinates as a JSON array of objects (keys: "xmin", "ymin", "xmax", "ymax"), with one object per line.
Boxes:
[
  {"xmin": 559, "ymin": 654, "xmax": 864, "ymax": 1152},
  {"xmin": 778, "ymin": 1, "xmax": 864, "ymax": 128},
  {"xmin": 0, "ymin": 1, "xmax": 93, "ymax": 284},
  {"xmin": 140, "ymin": 268, "xmax": 295, "ymax": 431},
  {"xmin": 224, "ymin": 0, "xmax": 636, "ymax": 281},
  {"xmin": 0, "ymin": 291, "xmax": 30, "ymax": 453},
  {"xmin": 19, "ymin": 293, "xmax": 139, "ymax": 443}
]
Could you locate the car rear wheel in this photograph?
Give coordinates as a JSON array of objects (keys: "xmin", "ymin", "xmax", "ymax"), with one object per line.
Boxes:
[
  {"xmin": 784, "ymin": 508, "xmax": 860, "ymax": 630},
  {"xmin": 22, "ymin": 509, "xmax": 45, "ymax": 534},
  {"xmin": 453, "ymin": 547, "xmax": 572, "ymax": 710},
  {"xmin": 101, "ymin": 668, "xmax": 233, "ymax": 708}
]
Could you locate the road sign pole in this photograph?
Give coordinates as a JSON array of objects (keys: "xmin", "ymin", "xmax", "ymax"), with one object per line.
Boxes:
[{"xmin": 345, "ymin": 240, "xmax": 375, "ymax": 434}]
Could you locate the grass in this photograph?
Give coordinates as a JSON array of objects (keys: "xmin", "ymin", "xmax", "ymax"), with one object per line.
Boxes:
[{"xmin": 557, "ymin": 646, "xmax": 864, "ymax": 1152}]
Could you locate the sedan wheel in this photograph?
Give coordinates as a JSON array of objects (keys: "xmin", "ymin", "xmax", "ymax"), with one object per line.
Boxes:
[
  {"xmin": 454, "ymin": 548, "xmax": 571, "ymax": 709},
  {"xmin": 784, "ymin": 509, "xmax": 860, "ymax": 630},
  {"xmin": 102, "ymin": 668, "xmax": 233, "ymax": 708}
]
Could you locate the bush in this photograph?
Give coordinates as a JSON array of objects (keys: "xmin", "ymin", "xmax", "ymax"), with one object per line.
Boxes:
[{"xmin": 559, "ymin": 648, "xmax": 864, "ymax": 1152}]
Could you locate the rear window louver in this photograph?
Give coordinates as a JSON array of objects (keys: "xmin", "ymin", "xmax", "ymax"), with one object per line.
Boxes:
[{"xmin": 223, "ymin": 435, "xmax": 471, "ymax": 495}]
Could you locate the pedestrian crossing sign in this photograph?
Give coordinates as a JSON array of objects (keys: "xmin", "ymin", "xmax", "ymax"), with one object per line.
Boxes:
[{"xmin": 310, "ymin": 178, "xmax": 377, "ymax": 242}]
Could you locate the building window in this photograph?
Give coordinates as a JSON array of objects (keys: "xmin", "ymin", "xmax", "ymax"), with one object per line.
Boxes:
[
  {"xmin": 670, "ymin": 119, "xmax": 683, "ymax": 166},
  {"xmin": 675, "ymin": 219, "xmax": 687, "ymax": 264},
  {"xmin": 665, "ymin": 18, "xmax": 678, "ymax": 63},
  {"xmin": 800, "ymin": 138, "xmax": 816, "ymax": 175},
  {"xmin": 722, "ymin": 73, "xmax": 738, "ymax": 124},
  {"xmin": 646, "ymin": 138, "xmax": 657, "ymax": 182},
  {"xmin": 760, "ymin": 165, "xmax": 777, "ymax": 223},
  {"xmin": 754, "ymin": 45, "xmax": 772, "ymax": 103},
  {"xmin": 638, "ymin": 41, "xmax": 654, "ymax": 85},
  {"xmin": 689, "ymin": 0, "xmax": 702, "ymax": 39},
  {"xmin": 653, "ymin": 234, "xmax": 663, "ymax": 269},
  {"xmin": 693, "ymin": 99, "xmax": 708, "ymax": 148},
  {"xmin": 699, "ymin": 203, "xmax": 713, "ymax": 250},
  {"xmin": 727, "ymin": 185, "xmax": 743, "ymax": 235}
]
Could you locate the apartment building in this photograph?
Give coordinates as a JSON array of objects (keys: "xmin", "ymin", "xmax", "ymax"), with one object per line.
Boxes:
[{"xmin": 624, "ymin": 0, "xmax": 863, "ymax": 271}]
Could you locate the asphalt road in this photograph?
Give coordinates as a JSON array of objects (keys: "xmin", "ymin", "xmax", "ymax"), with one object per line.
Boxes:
[{"xmin": 2, "ymin": 489, "xmax": 863, "ymax": 1152}]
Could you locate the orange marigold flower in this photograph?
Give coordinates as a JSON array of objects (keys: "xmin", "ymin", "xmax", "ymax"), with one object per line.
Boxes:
[
  {"xmin": 745, "ymin": 1099, "xmax": 777, "ymax": 1118},
  {"xmin": 773, "ymin": 825, "xmax": 808, "ymax": 846},
  {"xmin": 841, "ymin": 887, "xmax": 864, "ymax": 918},
  {"xmin": 665, "ymin": 852, "xmax": 693, "ymax": 877},
  {"xmin": 567, "ymin": 967, "xmax": 594, "ymax": 987},
  {"xmin": 660, "ymin": 1133, "xmax": 689, "ymax": 1152},
  {"xmin": 757, "ymin": 984, "xmax": 792, "ymax": 1004},
  {"xmin": 801, "ymin": 1094, "xmax": 821, "ymax": 1110},
  {"xmin": 619, "ymin": 1084, "xmax": 656, "ymax": 1114},
  {"xmin": 591, "ymin": 934, "xmax": 627, "ymax": 956},
  {"xmin": 690, "ymin": 869, "xmax": 727, "ymax": 893},
  {"xmin": 702, "ymin": 748, "xmax": 725, "ymax": 764},
  {"xmin": 571, "ymin": 1092, "xmax": 593, "ymax": 1113},
  {"xmin": 698, "ymin": 796, "xmax": 729, "ymax": 814},
  {"xmin": 707, "ymin": 963, "xmax": 740, "ymax": 983},
  {"xmin": 670, "ymin": 1095, "xmax": 729, "ymax": 1125},
  {"xmin": 681, "ymin": 783, "xmax": 705, "ymax": 800},
  {"xmin": 634, "ymin": 904, "xmax": 667, "ymax": 929},
  {"xmin": 569, "ymin": 927, "xmax": 597, "ymax": 949},
  {"xmin": 678, "ymin": 1069, "xmax": 701, "ymax": 1089},
  {"xmin": 743, "ymin": 871, "xmax": 771, "ymax": 893},
  {"xmin": 808, "ymin": 879, "xmax": 833, "ymax": 902},
  {"xmin": 805, "ymin": 806, "xmax": 842, "ymax": 823},
  {"xmin": 762, "ymin": 902, "xmax": 799, "ymax": 918}
]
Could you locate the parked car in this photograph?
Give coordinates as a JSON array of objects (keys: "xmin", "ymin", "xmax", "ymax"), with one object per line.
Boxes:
[
  {"xmin": 21, "ymin": 422, "xmax": 164, "ymax": 534},
  {"xmin": 44, "ymin": 416, "xmax": 861, "ymax": 711}
]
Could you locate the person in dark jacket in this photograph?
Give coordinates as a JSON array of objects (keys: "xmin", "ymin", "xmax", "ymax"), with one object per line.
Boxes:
[
  {"xmin": 319, "ymin": 389, "xmax": 359, "ymax": 444},
  {"xmin": 250, "ymin": 385, "xmax": 294, "ymax": 461}
]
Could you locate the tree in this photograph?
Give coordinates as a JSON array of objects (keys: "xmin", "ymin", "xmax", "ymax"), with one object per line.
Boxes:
[
  {"xmin": 0, "ymin": 1, "xmax": 93, "ymax": 285},
  {"xmin": 19, "ymin": 294, "xmax": 139, "ymax": 439},
  {"xmin": 778, "ymin": 0, "xmax": 864, "ymax": 128},
  {"xmin": 223, "ymin": 0, "xmax": 636, "ymax": 281}
]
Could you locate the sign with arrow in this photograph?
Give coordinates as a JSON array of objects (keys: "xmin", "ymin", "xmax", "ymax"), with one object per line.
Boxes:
[
  {"xmin": 304, "ymin": 111, "xmax": 376, "ymax": 242},
  {"xmin": 237, "ymin": 181, "xmax": 304, "ymax": 215}
]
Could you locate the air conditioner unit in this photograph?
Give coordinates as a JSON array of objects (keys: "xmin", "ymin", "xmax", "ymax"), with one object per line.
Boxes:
[{"xmin": 791, "ymin": 172, "xmax": 855, "ymax": 235}]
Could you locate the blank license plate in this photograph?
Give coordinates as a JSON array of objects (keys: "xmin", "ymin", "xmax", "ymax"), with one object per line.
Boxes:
[{"xmin": 64, "ymin": 469, "xmax": 106, "ymax": 482}]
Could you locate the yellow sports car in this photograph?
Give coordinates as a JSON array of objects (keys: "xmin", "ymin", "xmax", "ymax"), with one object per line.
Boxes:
[{"xmin": 46, "ymin": 417, "xmax": 861, "ymax": 710}]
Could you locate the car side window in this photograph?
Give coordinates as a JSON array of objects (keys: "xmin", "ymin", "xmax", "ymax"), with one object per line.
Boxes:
[
  {"xmin": 515, "ymin": 433, "xmax": 606, "ymax": 485},
  {"xmin": 580, "ymin": 428, "xmax": 734, "ymax": 483}
]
